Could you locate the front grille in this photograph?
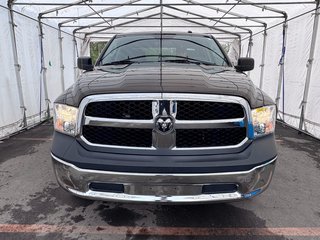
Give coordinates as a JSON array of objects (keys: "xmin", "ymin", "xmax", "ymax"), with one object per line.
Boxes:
[
  {"xmin": 176, "ymin": 128, "xmax": 247, "ymax": 148},
  {"xmin": 85, "ymin": 101, "xmax": 152, "ymax": 119},
  {"xmin": 83, "ymin": 126, "xmax": 152, "ymax": 147},
  {"xmin": 80, "ymin": 94, "xmax": 249, "ymax": 150},
  {"xmin": 176, "ymin": 101, "xmax": 244, "ymax": 120}
]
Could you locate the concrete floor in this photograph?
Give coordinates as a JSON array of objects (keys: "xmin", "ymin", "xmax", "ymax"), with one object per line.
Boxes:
[{"xmin": 0, "ymin": 122, "xmax": 319, "ymax": 240}]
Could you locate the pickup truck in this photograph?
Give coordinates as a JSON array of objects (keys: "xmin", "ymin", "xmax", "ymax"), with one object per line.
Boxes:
[{"xmin": 51, "ymin": 32, "xmax": 277, "ymax": 203}]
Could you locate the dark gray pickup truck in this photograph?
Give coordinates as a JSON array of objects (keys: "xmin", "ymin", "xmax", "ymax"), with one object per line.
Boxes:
[{"xmin": 51, "ymin": 32, "xmax": 277, "ymax": 203}]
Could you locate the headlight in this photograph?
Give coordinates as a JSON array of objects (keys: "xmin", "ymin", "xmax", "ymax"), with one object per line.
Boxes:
[
  {"xmin": 251, "ymin": 105, "xmax": 276, "ymax": 136},
  {"xmin": 53, "ymin": 103, "xmax": 79, "ymax": 136}
]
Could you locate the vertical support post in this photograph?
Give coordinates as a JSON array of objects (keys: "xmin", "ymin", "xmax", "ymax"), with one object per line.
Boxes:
[
  {"xmin": 275, "ymin": 20, "xmax": 288, "ymax": 119},
  {"xmin": 259, "ymin": 28, "xmax": 267, "ymax": 89},
  {"xmin": 160, "ymin": 0, "xmax": 163, "ymax": 31},
  {"xmin": 299, "ymin": 1, "xmax": 320, "ymax": 131},
  {"xmin": 58, "ymin": 25, "xmax": 65, "ymax": 92},
  {"xmin": 247, "ymin": 35, "xmax": 253, "ymax": 58},
  {"xmin": 160, "ymin": 0, "xmax": 163, "ymax": 93},
  {"xmin": 80, "ymin": 37, "xmax": 90, "ymax": 57},
  {"xmin": 247, "ymin": 35, "xmax": 253, "ymax": 77},
  {"xmin": 73, "ymin": 33, "xmax": 77, "ymax": 82},
  {"xmin": 38, "ymin": 16, "xmax": 50, "ymax": 119},
  {"xmin": 8, "ymin": 1, "xmax": 27, "ymax": 128},
  {"xmin": 238, "ymin": 37, "xmax": 242, "ymax": 57}
]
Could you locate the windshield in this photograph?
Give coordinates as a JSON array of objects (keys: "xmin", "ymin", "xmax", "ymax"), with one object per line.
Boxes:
[{"xmin": 98, "ymin": 34, "xmax": 230, "ymax": 66}]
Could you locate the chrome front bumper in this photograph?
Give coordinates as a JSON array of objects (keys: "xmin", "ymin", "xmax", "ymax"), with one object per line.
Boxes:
[{"xmin": 51, "ymin": 154, "xmax": 277, "ymax": 203}]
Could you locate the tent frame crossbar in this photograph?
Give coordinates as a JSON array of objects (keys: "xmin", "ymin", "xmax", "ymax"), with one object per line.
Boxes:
[
  {"xmin": 71, "ymin": 6, "xmax": 159, "ymax": 33},
  {"xmin": 38, "ymin": 0, "xmax": 88, "ymax": 18},
  {"xmin": 13, "ymin": 2, "xmax": 316, "ymax": 6},
  {"xmin": 58, "ymin": 0, "xmax": 142, "ymax": 26},
  {"xmin": 41, "ymin": 15, "xmax": 285, "ymax": 20},
  {"xmin": 164, "ymin": 12, "xmax": 242, "ymax": 39},
  {"xmin": 165, "ymin": 5, "xmax": 253, "ymax": 35},
  {"xmin": 63, "ymin": 24, "xmax": 265, "ymax": 28},
  {"xmin": 80, "ymin": 30, "xmax": 249, "ymax": 34},
  {"xmin": 83, "ymin": 11, "xmax": 242, "ymax": 41}
]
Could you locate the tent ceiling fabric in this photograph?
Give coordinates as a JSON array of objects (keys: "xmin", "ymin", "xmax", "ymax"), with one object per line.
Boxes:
[{"xmin": 10, "ymin": 0, "xmax": 317, "ymax": 40}]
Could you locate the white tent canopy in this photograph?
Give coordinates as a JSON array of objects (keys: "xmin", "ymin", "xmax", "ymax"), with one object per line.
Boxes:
[{"xmin": 0, "ymin": 0, "xmax": 320, "ymax": 139}]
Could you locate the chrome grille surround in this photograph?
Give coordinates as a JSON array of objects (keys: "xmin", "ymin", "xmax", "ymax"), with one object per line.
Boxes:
[{"xmin": 78, "ymin": 93, "xmax": 252, "ymax": 150}]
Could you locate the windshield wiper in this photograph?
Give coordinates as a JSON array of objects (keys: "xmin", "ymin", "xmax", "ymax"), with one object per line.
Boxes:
[
  {"xmin": 163, "ymin": 58, "xmax": 199, "ymax": 65},
  {"xmin": 102, "ymin": 59, "xmax": 135, "ymax": 66},
  {"xmin": 101, "ymin": 55, "xmax": 161, "ymax": 66},
  {"xmin": 102, "ymin": 55, "xmax": 219, "ymax": 66},
  {"xmin": 162, "ymin": 56, "xmax": 217, "ymax": 66}
]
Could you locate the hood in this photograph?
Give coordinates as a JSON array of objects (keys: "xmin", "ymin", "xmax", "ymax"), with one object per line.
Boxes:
[{"xmin": 55, "ymin": 62, "xmax": 274, "ymax": 108}]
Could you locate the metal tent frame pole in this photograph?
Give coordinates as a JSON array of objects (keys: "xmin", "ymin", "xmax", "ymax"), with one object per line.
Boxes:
[
  {"xmin": 165, "ymin": 4, "xmax": 253, "ymax": 54},
  {"xmin": 7, "ymin": 0, "xmax": 27, "ymax": 128},
  {"xmin": 84, "ymin": 12, "xmax": 160, "ymax": 36},
  {"xmin": 298, "ymin": 0, "xmax": 320, "ymax": 131},
  {"xmin": 238, "ymin": 0, "xmax": 286, "ymax": 80},
  {"xmin": 73, "ymin": 33, "xmax": 78, "ymax": 82},
  {"xmin": 42, "ymin": 15, "xmax": 285, "ymax": 20},
  {"xmin": 163, "ymin": 13, "xmax": 242, "ymax": 39},
  {"xmin": 80, "ymin": 29, "xmax": 249, "ymax": 34},
  {"xmin": 64, "ymin": 23, "xmax": 264, "ymax": 27},
  {"xmin": 259, "ymin": 27, "xmax": 268, "ymax": 89},
  {"xmin": 165, "ymin": 5, "xmax": 253, "ymax": 37},
  {"xmin": 38, "ymin": 0, "xmax": 91, "ymax": 92},
  {"xmin": 247, "ymin": 36, "xmax": 254, "ymax": 58},
  {"xmin": 37, "ymin": 18, "xmax": 50, "ymax": 119},
  {"xmin": 240, "ymin": 0, "xmax": 287, "ymax": 17},
  {"xmin": 181, "ymin": 0, "xmax": 267, "ymax": 26},
  {"xmin": 180, "ymin": 0, "xmax": 266, "ymax": 58},
  {"xmin": 275, "ymin": 19, "xmax": 288, "ymax": 119},
  {"xmin": 242, "ymin": 0, "xmax": 288, "ymax": 116},
  {"xmin": 247, "ymin": 35, "xmax": 254, "ymax": 77},
  {"xmin": 13, "ymin": 2, "xmax": 316, "ymax": 6},
  {"xmin": 59, "ymin": 0, "xmax": 142, "ymax": 26},
  {"xmin": 83, "ymin": 11, "xmax": 241, "ymax": 39},
  {"xmin": 58, "ymin": 25, "xmax": 65, "ymax": 91},
  {"xmin": 71, "ymin": 6, "xmax": 159, "ymax": 33},
  {"xmin": 38, "ymin": 0, "xmax": 88, "ymax": 17}
]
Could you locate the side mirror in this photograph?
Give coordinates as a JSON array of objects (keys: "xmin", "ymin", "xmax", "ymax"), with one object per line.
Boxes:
[
  {"xmin": 77, "ymin": 57, "xmax": 93, "ymax": 71},
  {"xmin": 235, "ymin": 57, "xmax": 254, "ymax": 72}
]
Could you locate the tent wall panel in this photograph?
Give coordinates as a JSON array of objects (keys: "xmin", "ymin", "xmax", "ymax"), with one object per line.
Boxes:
[
  {"xmin": 241, "ymin": 27, "xmax": 282, "ymax": 100},
  {"xmin": 241, "ymin": 12, "xmax": 318, "ymax": 137},
  {"xmin": 61, "ymin": 32, "xmax": 76, "ymax": 89},
  {"xmin": 0, "ymin": 6, "xmax": 78, "ymax": 139},
  {"xmin": 0, "ymin": 7, "xmax": 22, "ymax": 138},
  {"xmin": 42, "ymin": 24, "xmax": 78, "ymax": 110},
  {"xmin": 257, "ymin": 25, "xmax": 283, "ymax": 101},
  {"xmin": 42, "ymin": 24, "xmax": 64, "ymax": 103},
  {"xmin": 14, "ymin": 12, "xmax": 46, "ymax": 127},
  {"xmin": 278, "ymin": 14, "xmax": 313, "ymax": 130}
]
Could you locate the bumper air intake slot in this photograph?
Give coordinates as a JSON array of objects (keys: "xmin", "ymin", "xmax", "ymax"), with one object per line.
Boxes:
[
  {"xmin": 202, "ymin": 183, "xmax": 238, "ymax": 194},
  {"xmin": 89, "ymin": 182, "xmax": 124, "ymax": 193}
]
